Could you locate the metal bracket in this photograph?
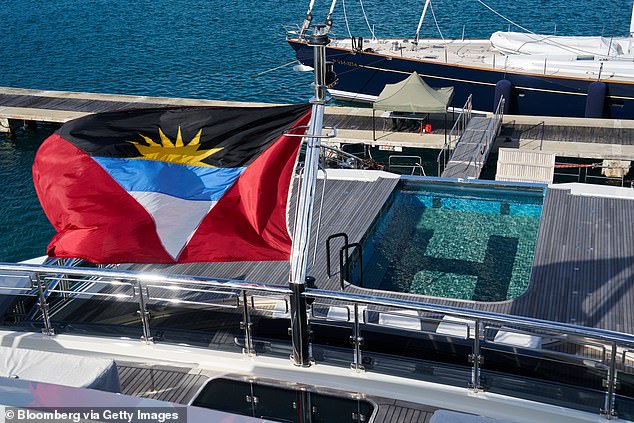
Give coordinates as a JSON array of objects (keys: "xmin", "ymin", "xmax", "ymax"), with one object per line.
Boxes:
[
  {"xmin": 468, "ymin": 353, "xmax": 484, "ymax": 365},
  {"xmin": 602, "ymin": 379, "xmax": 621, "ymax": 389}
]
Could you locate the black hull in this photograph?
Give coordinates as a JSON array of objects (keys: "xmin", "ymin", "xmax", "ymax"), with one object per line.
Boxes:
[{"xmin": 289, "ymin": 39, "xmax": 634, "ymax": 119}]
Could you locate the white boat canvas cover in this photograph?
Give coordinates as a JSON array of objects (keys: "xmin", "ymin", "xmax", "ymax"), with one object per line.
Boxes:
[
  {"xmin": 490, "ymin": 31, "xmax": 630, "ymax": 56},
  {"xmin": 0, "ymin": 346, "xmax": 121, "ymax": 392},
  {"xmin": 373, "ymin": 72, "xmax": 454, "ymax": 114}
]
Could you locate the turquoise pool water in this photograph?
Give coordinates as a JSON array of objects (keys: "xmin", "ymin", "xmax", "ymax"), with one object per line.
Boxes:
[{"xmin": 362, "ymin": 181, "xmax": 544, "ymax": 301}]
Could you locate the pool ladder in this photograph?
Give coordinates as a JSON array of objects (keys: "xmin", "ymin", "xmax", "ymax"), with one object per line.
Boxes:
[{"xmin": 326, "ymin": 233, "xmax": 363, "ymax": 290}]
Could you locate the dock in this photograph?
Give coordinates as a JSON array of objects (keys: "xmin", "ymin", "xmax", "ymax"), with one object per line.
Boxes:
[{"xmin": 2, "ymin": 86, "xmax": 634, "ymax": 165}]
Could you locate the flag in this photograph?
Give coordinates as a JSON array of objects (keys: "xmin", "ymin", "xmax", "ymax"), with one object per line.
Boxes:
[{"xmin": 32, "ymin": 104, "xmax": 311, "ymax": 264}]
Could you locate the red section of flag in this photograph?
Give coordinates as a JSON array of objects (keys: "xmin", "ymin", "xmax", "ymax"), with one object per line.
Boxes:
[
  {"xmin": 180, "ymin": 118, "xmax": 306, "ymax": 262},
  {"xmin": 33, "ymin": 134, "xmax": 172, "ymax": 263}
]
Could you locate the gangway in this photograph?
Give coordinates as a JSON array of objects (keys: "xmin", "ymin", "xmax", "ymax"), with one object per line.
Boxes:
[{"xmin": 441, "ymin": 98, "xmax": 504, "ymax": 179}]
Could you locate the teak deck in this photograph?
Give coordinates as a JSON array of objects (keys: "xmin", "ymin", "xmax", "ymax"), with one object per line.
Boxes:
[{"xmin": 127, "ymin": 176, "xmax": 634, "ymax": 334}]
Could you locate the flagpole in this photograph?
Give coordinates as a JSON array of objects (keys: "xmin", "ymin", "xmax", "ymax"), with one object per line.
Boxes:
[{"xmin": 289, "ymin": 24, "xmax": 330, "ymax": 367}]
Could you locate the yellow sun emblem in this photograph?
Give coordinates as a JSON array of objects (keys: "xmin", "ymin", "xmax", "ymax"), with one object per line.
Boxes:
[{"xmin": 130, "ymin": 127, "xmax": 222, "ymax": 168}]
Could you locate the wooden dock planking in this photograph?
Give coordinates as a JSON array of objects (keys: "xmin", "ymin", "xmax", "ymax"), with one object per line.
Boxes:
[{"xmin": 3, "ymin": 86, "xmax": 634, "ymax": 161}]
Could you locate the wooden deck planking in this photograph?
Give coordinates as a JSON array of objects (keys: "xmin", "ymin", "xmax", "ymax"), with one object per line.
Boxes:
[
  {"xmin": 515, "ymin": 123, "xmax": 634, "ymax": 146},
  {"xmin": 508, "ymin": 187, "xmax": 634, "ymax": 332},
  {"xmin": 117, "ymin": 364, "xmax": 207, "ymax": 404}
]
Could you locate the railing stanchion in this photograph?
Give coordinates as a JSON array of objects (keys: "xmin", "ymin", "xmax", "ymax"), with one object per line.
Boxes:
[
  {"xmin": 468, "ymin": 319, "xmax": 483, "ymax": 392},
  {"xmin": 241, "ymin": 291, "xmax": 255, "ymax": 356},
  {"xmin": 34, "ymin": 273, "xmax": 54, "ymax": 336},
  {"xmin": 289, "ymin": 282, "xmax": 310, "ymax": 366},
  {"xmin": 136, "ymin": 280, "xmax": 153, "ymax": 344},
  {"xmin": 601, "ymin": 341, "xmax": 619, "ymax": 419},
  {"xmin": 350, "ymin": 303, "xmax": 364, "ymax": 372}
]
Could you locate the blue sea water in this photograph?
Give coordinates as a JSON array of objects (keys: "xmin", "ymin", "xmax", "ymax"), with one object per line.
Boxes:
[{"xmin": 0, "ymin": 0, "xmax": 630, "ymax": 261}]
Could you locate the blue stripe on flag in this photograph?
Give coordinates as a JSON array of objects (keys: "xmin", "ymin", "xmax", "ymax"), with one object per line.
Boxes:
[{"xmin": 94, "ymin": 157, "xmax": 245, "ymax": 201}]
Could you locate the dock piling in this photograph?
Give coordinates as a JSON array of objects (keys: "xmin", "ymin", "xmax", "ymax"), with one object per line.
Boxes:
[{"xmin": 0, "ymin": 118, "xmax": 11, "ymax": 135}]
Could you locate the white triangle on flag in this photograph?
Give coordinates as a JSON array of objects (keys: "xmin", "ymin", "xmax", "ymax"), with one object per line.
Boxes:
[{"xmin": 129, "ymin": 191, "xmax": 216, "ymax": 261}]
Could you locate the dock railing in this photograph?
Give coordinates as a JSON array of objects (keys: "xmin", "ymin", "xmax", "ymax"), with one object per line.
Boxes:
[
  {"xmin": 0, "ymin": 262, "xmax": 632, "ymax": 419},
  {"xmin": 437, "ymin": 95, "xmax": 472, "ymax": 176}
]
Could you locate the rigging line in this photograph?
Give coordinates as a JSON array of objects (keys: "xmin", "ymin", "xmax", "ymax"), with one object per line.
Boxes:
[
  {"xmin": 475, "ymin": 0, "xmax": 532, "ymax": 34},
  {"xmin": 254, "ymin": 60, "xmax": 300, "ymax": 77},
  {"xmin": 341, "ymin": 0, "xmax": 353, "ymax": 38},
  {"xmin": 429, "ymin": 0, "xmax": 445, "ymax": 42},
  {"xmin": 358, "ymin": 0, "xmax": 376, "ymax": 40}
]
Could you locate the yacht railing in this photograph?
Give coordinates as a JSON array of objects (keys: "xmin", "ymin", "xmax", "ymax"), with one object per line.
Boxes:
[
  {"xmin": 0, "ymin": 262, "xmax": 632, "ymax": 419},
  {"xmin": 387, "ymin": 155, "xmax": 426, "ymax": 176},
  {"xmin": 437, "ymin": 95, "xmax": 472, "ymax": 175}
]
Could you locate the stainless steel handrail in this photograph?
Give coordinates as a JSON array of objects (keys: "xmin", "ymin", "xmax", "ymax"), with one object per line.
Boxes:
[
  {"xmin": 0, "ymin": 262, "xmax": 631, "ymax": 417},
  {"xmin": 303, "ymin": 289, "xmax": 634, "ymax": 345},
  {"xmin": 3, "ymin": 262, "xmax": 634, "ymax": 345},
  {"xmin": 437, "ymin": 95, "xmax": 472, "ymax": 175},
  {"xmin": 0, "ymin": 263, "xmax": 290, "ymax": 294}
]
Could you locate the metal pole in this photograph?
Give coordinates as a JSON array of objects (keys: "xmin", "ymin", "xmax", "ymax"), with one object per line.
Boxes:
[
  {"xmin": 350, "ymin": 303, "xmax": 364, "ymax": 372},
  {"xmin": 135, "ymin": 280, "xmax": 153, "ymax": 344},
  {"xmin": 241, "ymin": 291, "xmax": 255, "ymax": 356},
  {"xmin": 601, "ymin": 342, "xmax": 619, "ymax": 418},
  {"xmin": 34, "ymin": 273, "xmax": 54, "ymax": 336},
  {"xmin": 289, "ymin": 24, "xmax": 330, "ymax": 367},
  {"xmin": 372, "ymin": 109, "xmax": 375, "ymax": 141},
  {"xmin": 468, "ymin": 320, "xmax": 483, "ymax": 392}
]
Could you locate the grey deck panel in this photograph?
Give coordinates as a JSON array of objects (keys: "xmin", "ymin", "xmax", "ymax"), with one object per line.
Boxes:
[
  {"xmin": 442, "ymin": 117, "xmax": 493, "ymax": 179},
  {"xmin": 118, "ymin": 362, "xmax": 441, "ymax": 422},
  {"xmin": 508, "ymin": 187, "xmax": 634, "ymax": 332},
  {"xmin": 117, "ymin": 363, "xmax": 207, "ymax": 404},
  {"xmin": 0, "ymin": 93, "xmax": 176, "ymax": 114},
  {"xmin": 514, "ymin": 123, "xmax": 634, "ymax": 145}
]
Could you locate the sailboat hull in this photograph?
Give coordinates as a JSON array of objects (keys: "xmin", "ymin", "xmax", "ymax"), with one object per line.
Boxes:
[{"xmin": 288, "ymin": 39, "xmax": 634, "ymax": 119}]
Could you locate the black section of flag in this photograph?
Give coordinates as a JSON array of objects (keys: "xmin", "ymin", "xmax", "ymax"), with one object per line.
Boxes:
[{"xmin": 58, "ymin": 104, "xmax": 311, "ymax": 168}]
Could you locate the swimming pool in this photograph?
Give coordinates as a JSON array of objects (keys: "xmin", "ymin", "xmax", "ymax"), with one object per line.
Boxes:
[{"xmin": 361, "ymin": 180, "xmax": 545, "ymax": 302}]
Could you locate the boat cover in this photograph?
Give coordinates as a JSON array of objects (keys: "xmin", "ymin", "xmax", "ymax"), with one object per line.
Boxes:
[
  {"xmin": 373, "ymin": 72, "xmax": 454, "ymax": 114},
  {"xmin": 490, "ymin": 31, "xmax": 626, "ymax": 56},
  {"xmin": 0, "ymin": 346, "xmax": 121, "ymax": 392}
]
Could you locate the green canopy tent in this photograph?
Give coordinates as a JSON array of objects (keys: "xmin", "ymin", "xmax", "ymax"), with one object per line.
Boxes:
[{"xmin": 372, "ymin": 71, "xmax": 454, "ymax": 142}]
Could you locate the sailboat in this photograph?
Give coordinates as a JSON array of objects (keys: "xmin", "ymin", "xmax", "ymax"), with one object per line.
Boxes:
[{"xmin": 287, "ymin": 0, "xmax": 634, "ymax": 119}]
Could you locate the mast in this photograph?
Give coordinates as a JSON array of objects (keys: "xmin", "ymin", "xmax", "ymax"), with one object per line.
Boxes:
[
  {"xmin": 325, "ymin": 0, "xmax": 338, "ymax": 34},
  {"xmin": 630, "ymin": 0, "xmax": 634, "ymax": 36},
  {"xmin": 289, "ymin": 24, "xmax": 330, "ymax": 367},
  {"xmin": 415, "ymin": 0, "xmax": 432, "ymax": 43},
  {"xmin": 298, "ymin": 0, "xmax": 316, "ymax": 37}
]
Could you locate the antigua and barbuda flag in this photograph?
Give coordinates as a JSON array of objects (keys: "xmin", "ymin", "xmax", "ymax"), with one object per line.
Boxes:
[{"xmin": 32, "ymin": 104, "xmax": 311, "ymax": 264}]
